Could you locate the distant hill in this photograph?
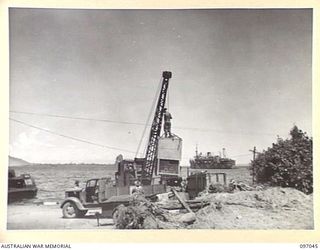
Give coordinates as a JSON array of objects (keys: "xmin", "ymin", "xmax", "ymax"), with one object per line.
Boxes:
[{"xmin": 8, "ymin": 156, "xmax": 30, "ymax": 166}]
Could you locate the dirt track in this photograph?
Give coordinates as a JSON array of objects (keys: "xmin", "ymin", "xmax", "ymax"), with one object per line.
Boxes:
[{"xmin": 7, "ymin": 204, "xmax": 114, "ymax": 230}]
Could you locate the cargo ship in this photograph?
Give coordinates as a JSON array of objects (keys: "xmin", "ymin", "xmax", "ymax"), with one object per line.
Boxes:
[
  {"xmin": 8, "ymin": 169, "xmax": 38, "ymax": 202},
  {"xmin": 190, "ymin": 147, "xmax": 235, "ymax": 169}
]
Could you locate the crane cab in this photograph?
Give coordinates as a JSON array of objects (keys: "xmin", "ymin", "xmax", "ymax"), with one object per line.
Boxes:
[{"xmin": 156, "ymin": 134, "xmax": 183, "ymax": 186}]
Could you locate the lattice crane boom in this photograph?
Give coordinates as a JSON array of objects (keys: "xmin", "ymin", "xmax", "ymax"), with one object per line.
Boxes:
[{"xmin": 141, "ymin": 71, "xmax": 172, "ymax": 184}]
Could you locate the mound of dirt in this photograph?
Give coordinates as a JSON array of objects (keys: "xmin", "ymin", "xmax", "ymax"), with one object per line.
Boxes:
[
  {"xmin": 191, "ymin": 187, "xmax": 313, "ymax": 229},
  {"xmin": 112, "ymin": 187, "xmax": 313, "ymax": 229}
]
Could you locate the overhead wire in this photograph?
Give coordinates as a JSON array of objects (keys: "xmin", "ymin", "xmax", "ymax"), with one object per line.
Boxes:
[
  {"xmin": 173, "ymin": 126, "xmax": 277, "ymax": 136},
  {"xmin": 10, "ymin": 110, "xmax": 280, "ymax": 136},
  {"xmin": 10, "ymin": 118, "xmax": 256, "ymax": 161},
  {"xmin": 9, "ymin": 118, "xmax": 136, "ymax": 154},
  {"xmin": 10, "ymin": 110, "xmax": 145, "ymax": 126}
]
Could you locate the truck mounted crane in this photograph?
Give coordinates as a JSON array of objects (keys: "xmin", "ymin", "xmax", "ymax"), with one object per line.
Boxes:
[
  {"xmin": 116, "ymin": 71, "xmax": 182, "ymax": 186},
  {"xmin": 60, "ymin": 71, "xmax": 181, "ymax": 218}
]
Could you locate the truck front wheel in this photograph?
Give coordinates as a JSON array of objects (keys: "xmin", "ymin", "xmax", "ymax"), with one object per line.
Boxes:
[{"xmin": 62, "ymin": 201, "xmax": 82, "ymax": 218}]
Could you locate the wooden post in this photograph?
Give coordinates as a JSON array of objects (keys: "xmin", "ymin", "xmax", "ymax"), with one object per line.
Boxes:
[
  {"xmin": 249, "ymin": 146, "xmax": 256, "ymax": 184},
  {"xmin": 171, "ymin": 188, "xmax": 193, "ymax": 213}
]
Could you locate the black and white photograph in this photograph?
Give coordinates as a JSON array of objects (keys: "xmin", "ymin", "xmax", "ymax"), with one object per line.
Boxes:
[{"xmin": 7, "ymin": 7, "xmax": 313, "ymax": 231}]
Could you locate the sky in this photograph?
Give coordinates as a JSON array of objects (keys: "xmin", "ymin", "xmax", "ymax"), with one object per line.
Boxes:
[{"xmin": 9, "ymin": 8, "xmax": 312, "ymax": 165}]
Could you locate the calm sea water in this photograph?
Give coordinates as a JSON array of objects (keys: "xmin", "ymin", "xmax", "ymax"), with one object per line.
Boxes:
[
  {"xmin": 9, "ymin": 164, "xmax": 251, "ymax": 202},
  {"xmin": 9, "ymin": 164, "xmax": 116, "ymax": 202}
]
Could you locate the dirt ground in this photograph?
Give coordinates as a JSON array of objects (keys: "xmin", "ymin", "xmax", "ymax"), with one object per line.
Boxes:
[
  {"xmin": 192, "ymin": 187, "xmax": 314, "ymax": 229},
  {"xmin": 7, "ymin": 187, "xmax": 313, "ymax": 230},
  {"xmin": 7, "ymin": 204, "xmax": 114, "ymax": 230}
]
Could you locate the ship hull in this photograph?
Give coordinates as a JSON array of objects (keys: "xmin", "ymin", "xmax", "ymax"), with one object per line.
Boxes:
[
  {"xmin": 190, "ymin": 165, "xmax": 234, "ymax": 169},
  {"xmin": 190, "ymin": 159, "xmax": 235, "ymax": 169}
]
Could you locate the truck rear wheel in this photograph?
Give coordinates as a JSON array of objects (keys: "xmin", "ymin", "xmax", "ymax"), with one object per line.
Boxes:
[
  {"xmin": 62, "ymin": 201, "xmax": 83, "ymax": 218},
  {"xmin": 112, "ymin": 204, "xmax": 125, "ymax": 223},
  {"xmin": 112, "ymin": 208, "xmax": 120, "ymax": 222}
]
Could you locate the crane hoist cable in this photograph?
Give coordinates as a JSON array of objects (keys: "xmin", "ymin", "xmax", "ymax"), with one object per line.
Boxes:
[
  {"xmin": 135, "ymin": 76, "xmax": 163, "ymax": 158},
  {"xmin": 142, "ymin": 76, "xmax": 164, "ymax": 157},
  {"xmin": 167, "ymin": 86, "xmax": 170, "ymax": 111}
]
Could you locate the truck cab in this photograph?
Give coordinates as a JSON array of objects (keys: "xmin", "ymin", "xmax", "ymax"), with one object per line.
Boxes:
[
  {"xmin": 64, "ymin": 178, "xmax": 103, "ymax": 203},
  {"xmin": 62, "ymin": 178, "xmax": 108, "ymax": 218}
]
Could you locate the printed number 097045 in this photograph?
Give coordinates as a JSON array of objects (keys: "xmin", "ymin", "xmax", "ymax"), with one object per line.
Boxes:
[{"xmin": 300, "ymin": 244, "xmax": 318, "ymax": 248}]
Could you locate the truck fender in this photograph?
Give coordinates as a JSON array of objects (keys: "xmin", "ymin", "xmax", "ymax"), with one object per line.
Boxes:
[{"xmin": 60, "ymin": 197, "xmax": 86, "ymax": 211}]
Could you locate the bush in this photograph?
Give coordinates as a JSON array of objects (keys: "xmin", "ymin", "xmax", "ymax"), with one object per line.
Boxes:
[{"xmin": 252, "ymin": 126, "xmax": 313, "ymax": 194}]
